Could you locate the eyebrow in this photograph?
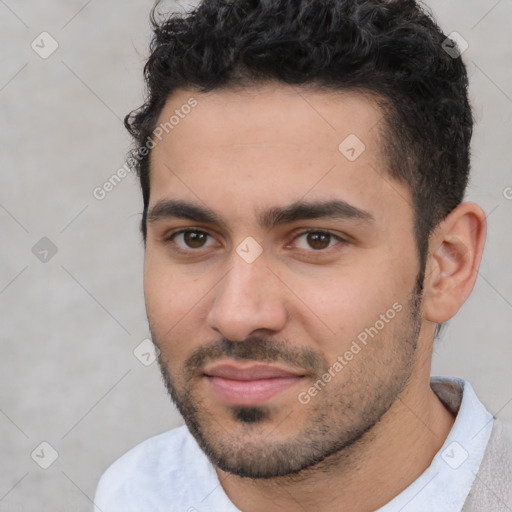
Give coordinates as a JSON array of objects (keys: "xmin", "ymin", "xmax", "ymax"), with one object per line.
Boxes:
[{"xmin": 147, "ymin": 198, "xmax": 374, "ymax": 229}]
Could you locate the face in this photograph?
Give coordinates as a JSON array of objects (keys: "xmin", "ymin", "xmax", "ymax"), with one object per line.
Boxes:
[{"xmin": 144, "ymin": 84, "xmax": 425, "ymax": 478}]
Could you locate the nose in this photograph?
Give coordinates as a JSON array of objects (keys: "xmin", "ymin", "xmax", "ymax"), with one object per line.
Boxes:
[{"xmin": 206, "ymin": 250, "xmax": 288, "ymax": 341}]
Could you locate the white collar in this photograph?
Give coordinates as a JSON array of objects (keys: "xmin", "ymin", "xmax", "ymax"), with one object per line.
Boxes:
[{"xmin": 377, "ymin": 377, "xmax": 494, "ymax": 512}]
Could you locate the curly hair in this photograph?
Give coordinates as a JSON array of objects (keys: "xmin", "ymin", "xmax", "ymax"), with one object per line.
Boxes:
[{"xmin": 126, "ymin": 0, "xmax": 472, "ymax": 275}]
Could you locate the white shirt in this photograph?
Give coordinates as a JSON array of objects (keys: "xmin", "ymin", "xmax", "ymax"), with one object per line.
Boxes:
[{"xmin": 94, "ymin": 378, "xmax": 494, "ymax": 512}]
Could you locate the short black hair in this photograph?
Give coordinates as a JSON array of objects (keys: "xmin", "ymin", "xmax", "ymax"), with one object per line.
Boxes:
[{"xmin": 126, "ymin": 0, "xmax": 472, "ymax": 299}]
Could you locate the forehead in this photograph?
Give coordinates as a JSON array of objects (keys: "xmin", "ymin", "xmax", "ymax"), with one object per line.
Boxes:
[
  {"xmin": 154, "ymin": 84, "xmax": 385, "ymax": 153},
  {"xmin": 148, "ymin": 84, "xmax": 410, "ymax": 226}
]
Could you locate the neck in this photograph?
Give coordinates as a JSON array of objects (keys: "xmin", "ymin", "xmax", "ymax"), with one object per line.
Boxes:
[{"xmin": 215, "ymin": 372, "xmax": 455, "ymax": 512}]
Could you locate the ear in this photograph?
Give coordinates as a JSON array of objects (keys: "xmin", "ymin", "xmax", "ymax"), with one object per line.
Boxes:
[{"xmin": 423, "ymin": 202, "xmax": 487, "ymax": 324}]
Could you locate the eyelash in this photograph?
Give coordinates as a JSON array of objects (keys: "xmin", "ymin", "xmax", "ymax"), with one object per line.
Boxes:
[{"xmin": 163, "ymin": 228, "xmax": 347, "ymax": 254}]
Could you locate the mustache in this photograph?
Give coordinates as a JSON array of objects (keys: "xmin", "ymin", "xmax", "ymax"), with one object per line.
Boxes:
[{"xmin": 183, "ymin": 337, "xmax": 328, "ymax": 377}]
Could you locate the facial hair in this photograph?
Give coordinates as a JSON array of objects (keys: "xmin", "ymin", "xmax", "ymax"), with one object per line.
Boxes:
[{"xmin": 151, "ymin": 272, "xmax": 424, "ymax": 479}]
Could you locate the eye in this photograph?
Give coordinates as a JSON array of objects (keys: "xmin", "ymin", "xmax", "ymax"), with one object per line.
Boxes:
[
  {"xmin": 292, "ymin": 230, "xmax": 344, "ymax": 251},
  {"xmin": 166, "ymin": 229, "xmax": 217, "ymax": 250}
]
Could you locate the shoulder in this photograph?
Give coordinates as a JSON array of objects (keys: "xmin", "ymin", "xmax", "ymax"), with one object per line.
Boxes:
[
  {"xmin": 94, "ymin": 425, "xmax": 213, "ymax": 512},
  {"xmin": 100, "ymin": 424, "xmax": 193, "ymax": 475},
  {"xmin": 463, "ymin": 418, "xmax": 512, "ymax": 511},
  {"xmin": 484, "ymin": 417, "xmax": 512, "ymax": 459}
]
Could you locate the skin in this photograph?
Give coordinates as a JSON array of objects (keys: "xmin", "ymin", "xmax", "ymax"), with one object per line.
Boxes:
[{"xmin": 144, "ymin": 84, "xmax": 487, "ymax": 512}]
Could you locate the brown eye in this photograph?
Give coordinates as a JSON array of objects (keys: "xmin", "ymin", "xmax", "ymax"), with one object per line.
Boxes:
[
  {"xmin": 183, "ymin": 231, "xmax": 207, "ymax": 248},
  {"xmin": 306, "ymin": 232, "xmax": 332, "ymax": 250},
  {"xmin": 292, "ymin": 230, "xmax": 344, "ymax": 251},
  {"xmin": 169, "ymin": 230, "xmax": 215, "ymax": 250}
]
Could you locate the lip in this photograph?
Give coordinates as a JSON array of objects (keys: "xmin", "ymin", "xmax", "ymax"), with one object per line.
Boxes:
[
  {"xmin": 203, "ymin": 361, "xmax": 305, "ymax": 406},
  {"xmin": 204, "ymin": 362, "xmax": 305, "ymax": 380}
]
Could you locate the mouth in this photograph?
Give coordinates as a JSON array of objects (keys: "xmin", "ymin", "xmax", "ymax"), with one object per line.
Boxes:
[{"xmin": 203, "ymin": 360, "xmax": 306, "ymax": 406}]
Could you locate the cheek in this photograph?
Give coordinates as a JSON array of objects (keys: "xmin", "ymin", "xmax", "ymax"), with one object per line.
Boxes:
[
  {"xmin": 294, "ymin": 258, "xmax": 413, "ymax": 354},
  {"xmin": 143, "ymin": 257, "xmax": 205, "ymax": 356}
]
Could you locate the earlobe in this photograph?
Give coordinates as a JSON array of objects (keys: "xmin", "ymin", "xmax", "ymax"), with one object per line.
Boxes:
[{"xmin": 423, "ymin": 203, "xmax": 487, "ymax": 324}]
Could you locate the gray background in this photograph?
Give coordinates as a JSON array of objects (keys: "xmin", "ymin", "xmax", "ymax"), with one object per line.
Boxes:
[{"xmin": 0, "ymin": 1, "xmax": 511, "ymax": 511}]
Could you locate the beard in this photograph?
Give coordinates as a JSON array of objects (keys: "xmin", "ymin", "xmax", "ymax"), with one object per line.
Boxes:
[{"xmin": 150, "ymin": 272, "xmax": 424, "ymax": 479}]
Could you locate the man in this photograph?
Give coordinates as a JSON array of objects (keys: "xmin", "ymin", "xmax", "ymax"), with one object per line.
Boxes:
[{"xmin": 95, "ymin": 0, "xmax": 512, "ymax": 510}]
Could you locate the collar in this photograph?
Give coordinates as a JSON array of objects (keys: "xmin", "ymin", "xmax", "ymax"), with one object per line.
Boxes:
[{"xmin": 377, "ymin": 377, "xmax": 494, "ymax": 512}]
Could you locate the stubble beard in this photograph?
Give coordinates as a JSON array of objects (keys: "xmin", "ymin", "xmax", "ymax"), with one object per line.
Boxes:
[{"xmin": 151, "ymin": 275, "xmax": 424, "ymax": 479}]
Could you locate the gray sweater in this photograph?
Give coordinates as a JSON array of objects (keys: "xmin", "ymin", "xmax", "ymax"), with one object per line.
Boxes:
[
  {"xmin": 462, "ymin": 418, "xmax": 512, "ymax": 510},
  {"xmin": 432, "ymin": 379, "xmax": 512, "ymax": 511}
]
